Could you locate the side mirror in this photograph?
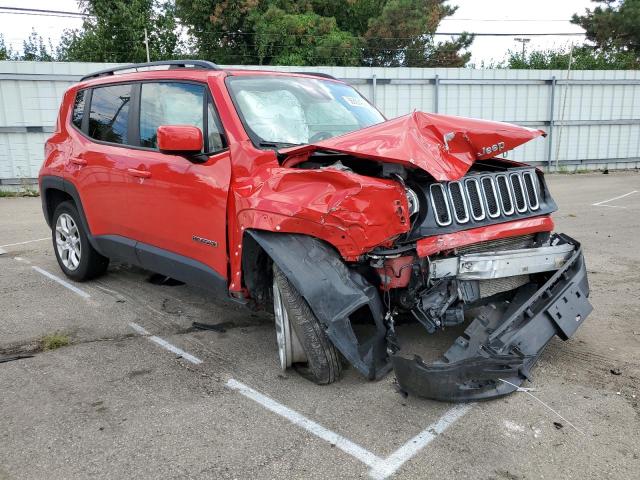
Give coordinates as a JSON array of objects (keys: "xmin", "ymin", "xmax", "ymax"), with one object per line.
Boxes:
[{"xmin": 157, "ymin": 125, "xmax": 203, "ymax": 153}]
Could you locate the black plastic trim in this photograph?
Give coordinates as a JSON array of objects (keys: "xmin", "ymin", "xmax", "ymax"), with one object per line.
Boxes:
[
  {"xmin": 40, "ymin": 175, "xmax": 100, "ymax": 252},
  {"xmin": 392, "ymin": 234, "xmax": 592, "ymax": 402},
  {"xmin": 135, "ymin": 240, "xmax": 227, "ymax": 294},
  {"xmin": 405, "ymin": 168, "xmax": 557, "ymax": 240},
  {"xmin": 93, "ymin": 235, "xmax": 139, "ymax": 265},
  {"xmin": 39, "ymin": 175, "xmax": 65, "ymax": 227},
  {"xmin": 291, "ymin": 71, "xmax": 336, "ymax": 79},
  {"xmin": 248, "ymin": 230, "xmax": 390, "ymax": 380}
]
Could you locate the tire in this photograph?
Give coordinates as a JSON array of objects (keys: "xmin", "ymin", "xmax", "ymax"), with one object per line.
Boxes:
[
  {"xmin": 273, "ymin": 264, "xmax": 342, "ymax": 384},
  {"xmin": 52, "ymin": 201, "xmax": 109, "ymax": 281}
]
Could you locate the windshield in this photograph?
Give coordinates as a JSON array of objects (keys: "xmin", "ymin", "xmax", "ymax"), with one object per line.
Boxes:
[{"xmin": 226, "ymin": 76, "xmax": 385, "ymax": 147}]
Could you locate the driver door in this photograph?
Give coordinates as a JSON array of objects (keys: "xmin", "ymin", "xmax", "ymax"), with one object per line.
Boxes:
[{"xmin": 125, "ymin": 81, "xmax": 230, "ymax": 281}]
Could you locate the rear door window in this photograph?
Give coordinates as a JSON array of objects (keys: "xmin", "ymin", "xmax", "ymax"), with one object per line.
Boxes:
[{"xmin": 88, "ymin": 84, "xmax": 132, "ymax": 144}]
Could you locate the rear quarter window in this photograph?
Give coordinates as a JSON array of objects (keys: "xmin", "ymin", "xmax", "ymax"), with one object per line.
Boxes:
[
  {"xmin": 72, "ymin": 90, "xmax": 85, "ymax": 129},
  {"xmin": 88, "ymin": 84, "xmax": 132, "ymax": 144}
]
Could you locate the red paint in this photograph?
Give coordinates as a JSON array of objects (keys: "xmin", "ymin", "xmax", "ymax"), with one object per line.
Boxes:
[
  {"xmin": 377, "ymin": 256, "xmax": 415, "ymax": 290},
  {"xmin": 416, "ymin": 216, "xmax": 555, "ymax": 257},
  {"xmin": 157, "ymin": 125, "xmax": 203, "ymax": 152},
  {"xmin": 40, "ymin": 68, "xmax": 554, "ymax": 298},
  {"xmin": 232, "ymin": 165, "xmax": 409, "ymax": 260},
  {"xmin": 281, "ymin": 111, "xmax": 545, "ymax": 181}
]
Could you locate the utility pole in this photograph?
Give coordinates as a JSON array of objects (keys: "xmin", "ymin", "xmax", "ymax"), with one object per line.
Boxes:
[
  {"xmin": 144, "ymin": 28, "xmax": 150, "ymax": 62},
  {"xmin": 514, "ymin": 37, "xmax": 530, "ymax": 58},
  {"xmin": 554, "ymin": 43, "xmax": 575, "ymax": 171}
]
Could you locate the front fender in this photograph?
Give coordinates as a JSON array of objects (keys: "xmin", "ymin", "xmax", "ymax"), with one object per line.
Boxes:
[{"xmin": 235, "ymin": 167, "xmax": 410, "ymax": 260}]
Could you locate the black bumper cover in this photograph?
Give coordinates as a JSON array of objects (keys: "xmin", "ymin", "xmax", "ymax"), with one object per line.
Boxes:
[{"xmin": 392, "ymin": 234, "xmax": 592, "ymax": 402}]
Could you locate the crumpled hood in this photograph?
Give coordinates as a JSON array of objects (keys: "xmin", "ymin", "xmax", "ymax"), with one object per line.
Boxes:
[{"xmin": 281, "ymin": 111, "xmax": 545, "ymax": 181}]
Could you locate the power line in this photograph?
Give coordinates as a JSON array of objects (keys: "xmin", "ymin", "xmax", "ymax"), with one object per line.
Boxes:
[
  {"xmin": 0, "ymin": 6, "xmax": 585, "ymax": 36},
  {"xmin": 0, "ymin": 6, "xmax": 579, "ymax": 23},
  {"xmin": 0, "ymin": 6, "xmax": 89, "ymax": 17},
  {"xmin": 441, "ymin": 18, "xmax": 574, "ymax": 22},
  {"xmin": 437, "ymin": 32, "xmax": 583, "ymax": 36}
]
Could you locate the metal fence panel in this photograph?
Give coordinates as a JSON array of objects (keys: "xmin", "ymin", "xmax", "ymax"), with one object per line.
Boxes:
[{"xmin": 1, "ymin": 61, "xmax": 639, "ymax": 184}]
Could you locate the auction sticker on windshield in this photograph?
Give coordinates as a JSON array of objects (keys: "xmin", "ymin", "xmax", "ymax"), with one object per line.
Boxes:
[{"xmin": 342, "ymin": 96, "xmax": 368, "ymax": 107}]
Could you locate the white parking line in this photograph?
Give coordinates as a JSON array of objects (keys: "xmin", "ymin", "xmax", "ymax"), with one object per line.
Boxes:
[
  {"xmin": 368, "ymin": 403, "xmax": 473, "ymax": 480},
  {"xmin": 129, "ymin": 323, "xmax": 203, "ymax": 364},
  {"xmin": 226, "ymin": 378, "xmax": 472, "ymax": 479},
  {"xmin": 592, "ymin": 190, "xmax": 638, "ymax": 208},
  {"xmin": 31, "ymin": 266, "xmax": 91, "ymax": 299},
  {"xmin": 0, "ymin": 237, "xmax": 49, "ymax": 248},
  {"xmin": 226, "ymin": 378, "xmax": 381, "ymax": 468}
]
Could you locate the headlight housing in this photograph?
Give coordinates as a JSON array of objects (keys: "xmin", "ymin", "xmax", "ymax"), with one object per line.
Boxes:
[{"xmin": 405, "ymin": 187, "xmax": 420, "ymax": 217}]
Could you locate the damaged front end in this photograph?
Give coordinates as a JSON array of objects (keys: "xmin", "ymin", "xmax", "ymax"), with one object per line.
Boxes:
[
  {"xmin": 247, "ymin": 111, "xmax": 592, "ymax": 402},
  {"xmin": 389, "ymin": 233, "xmax": 591, "ymax": 401},
  {"xmin": 251, "ymin": 226, "xmax": 592, "ymax": 402}
]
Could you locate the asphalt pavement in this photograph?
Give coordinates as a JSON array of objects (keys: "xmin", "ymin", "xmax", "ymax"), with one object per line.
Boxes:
[{"xmin": 1, "ymin": 171, "xmax": 639, "ymax": 479}]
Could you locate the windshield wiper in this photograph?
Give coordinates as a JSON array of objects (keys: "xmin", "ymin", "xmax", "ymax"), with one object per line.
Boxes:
[{"xmin": 258, "ymin": 141, "xmax": 304, "ymax": 149}]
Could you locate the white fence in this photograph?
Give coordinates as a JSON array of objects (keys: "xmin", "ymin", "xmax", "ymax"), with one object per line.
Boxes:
[{"xmin": 1, "ymin": 61, "xmax": 640, "ymax": 186}]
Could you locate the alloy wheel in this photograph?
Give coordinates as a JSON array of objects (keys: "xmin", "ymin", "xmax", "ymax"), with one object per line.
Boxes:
[
  {"xmin": 272, "ymin": 278, "xmax": 306, "ymax": 369},
  {"xmin": 55, "ymin": 213, "xmax": 81, "ymax": 270}
]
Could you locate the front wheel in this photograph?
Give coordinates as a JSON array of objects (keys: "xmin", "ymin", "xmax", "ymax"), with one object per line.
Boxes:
[
  {"xmin": 52, "ymin": 201, "xmax": 109, "ymax": 281},
  {"xmin": 272, "ymin": 264, "xmax": 342, "ymax": 384}
]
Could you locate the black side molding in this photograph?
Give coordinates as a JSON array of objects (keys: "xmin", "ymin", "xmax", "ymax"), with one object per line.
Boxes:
[{"xmin": 135, "ymin": 240, "xmax": 227, "ymax": 294}]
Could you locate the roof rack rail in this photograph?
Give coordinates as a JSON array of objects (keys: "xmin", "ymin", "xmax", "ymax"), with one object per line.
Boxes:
[
  {"xmin": 80, "ymin": 60, "xmax": 220, "ymax": 82},
  {"xmin": 292, "ymin": 71, "xmax": 336, "ymax": 80}
]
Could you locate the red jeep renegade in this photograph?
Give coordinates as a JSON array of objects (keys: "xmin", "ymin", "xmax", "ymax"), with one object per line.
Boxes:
[{"xmin": 40, "ymin": 60, "xmax": 592, "ymax": 401}]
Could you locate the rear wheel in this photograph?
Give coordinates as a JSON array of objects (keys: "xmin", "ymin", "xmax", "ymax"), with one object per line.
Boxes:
[
  {"xmin": 272, "ymin": 264, "xmax": 342, "ymax": 384},
  {"xmin": 52, "ymin": 201, "xmax": 109, "ymax": 281}
]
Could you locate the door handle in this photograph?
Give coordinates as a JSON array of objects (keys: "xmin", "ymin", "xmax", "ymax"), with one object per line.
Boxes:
[
  {"xmin": 70, "ymin": 157, "xmax": 87, "ymax": 166},
  {"xmin": 127, "ymin": 168, "xmax": 152, "ymax": 179}
]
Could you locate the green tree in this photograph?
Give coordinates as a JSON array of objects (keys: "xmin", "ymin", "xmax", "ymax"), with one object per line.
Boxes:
[
  {"xmin": 175, "ymin": 0, "xmax": 472, "ymax": 66},
  {"xmin": 0, "ymin": 34, "xmax": 16, "ymax": 60},
  {"xmin": 572, "ymin": 0, "xmax": 640, "ymax": 59},
  {"xmin": 252, "ymin": 5, "xmax": 362, "ymax": 65},
  {"xmin": 499, "ymin": 45, "xmax": 638, "ymax": 69},
  {"xmin": 363, "ymin": 0, "xmax": 472, "ymax": 67},
  {"xmin": 175, "ymin": 0, "xmax": 268, "ymax": 64},
  {"xmin": 57, "ymin": 0, "xmax": 180, "ymax": 62},
  {"xmin": 21, "ymin": 30, "xmax": 55, "ymax": 61},
  {"xmin": 309, "ymin": 0, "xmax": 387, "ymax": 37}
]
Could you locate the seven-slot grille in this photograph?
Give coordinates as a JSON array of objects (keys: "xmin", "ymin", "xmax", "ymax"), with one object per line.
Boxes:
[{"xmin": 429, "ymin": 170, "xmax": 541, "ymax": 227}]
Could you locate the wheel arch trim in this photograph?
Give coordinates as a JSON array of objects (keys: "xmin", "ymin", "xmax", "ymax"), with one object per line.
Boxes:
[
  {"xmin": 246, "ymin": 229, "xmax": 390, "ymax": 380},
  {"xmin": 40, "ymin": 175, "xmax": 102, "ymax": 253}
]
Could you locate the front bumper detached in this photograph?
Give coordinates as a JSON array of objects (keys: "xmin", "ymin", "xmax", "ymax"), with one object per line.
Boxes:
[{"xmin": 392, "ymin": 234, "xmax": 592, "ymax": 402}]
